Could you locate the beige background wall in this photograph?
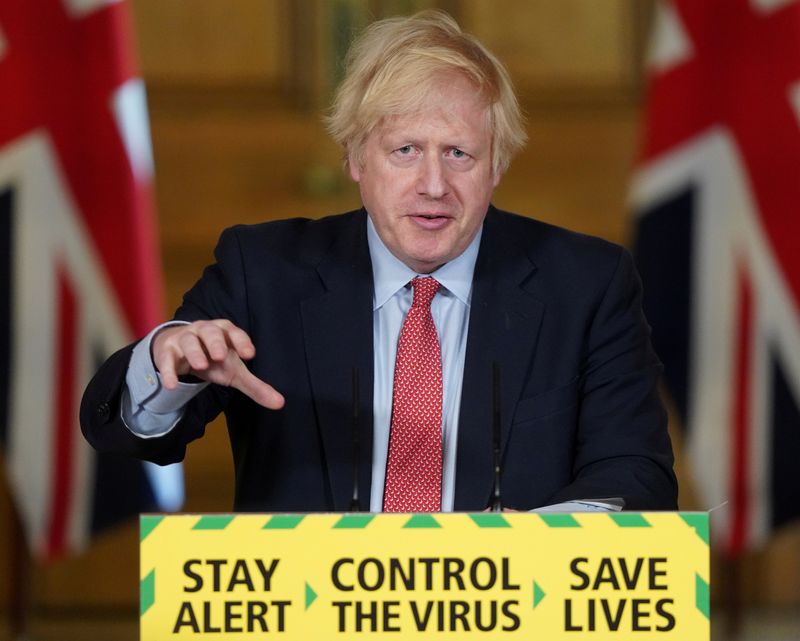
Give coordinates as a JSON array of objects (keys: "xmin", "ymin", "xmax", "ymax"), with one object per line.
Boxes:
[
  {"xmin": 1, "ymin": 1, "xmax": 798, "ymax": 638},
  {"xmin": 465, "ymin": 0, "xmax": 638, "ymax": 95},
  {"xmin": 134, "ymin": 0, "xmax": 287, "ymax": 87},
  {"xmin": 131, "ymin": 0, "xmax": 647, "ymax": 98}
]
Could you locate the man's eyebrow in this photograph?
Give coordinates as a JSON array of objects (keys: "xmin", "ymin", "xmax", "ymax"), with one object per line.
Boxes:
[{"xmin": 381, "ymin": 134, "xmax": 419, "ymax": 147}]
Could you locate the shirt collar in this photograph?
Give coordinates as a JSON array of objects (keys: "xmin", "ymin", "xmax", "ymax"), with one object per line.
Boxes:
[{"xmin": 367, "ymin": 214, "xmax": 482, "ymax": 310}]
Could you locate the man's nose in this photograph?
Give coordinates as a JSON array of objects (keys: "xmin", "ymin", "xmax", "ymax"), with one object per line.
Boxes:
[{"xmin": 416, "ymin": 155, "xmax": 449, "ymax": 199}]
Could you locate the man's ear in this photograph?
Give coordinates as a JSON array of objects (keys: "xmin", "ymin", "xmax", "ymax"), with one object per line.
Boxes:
[
  {"xmin": 348, "ymin": 150, "xmax": 361, "ymax": 182},
  {"xmin": 492, "ymin": 170, "xmax": 502, "ymax": 188}
]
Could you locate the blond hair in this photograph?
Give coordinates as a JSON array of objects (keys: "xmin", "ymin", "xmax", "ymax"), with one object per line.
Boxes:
[{"xmin": 326, "ymin": 10, "xmax": 526, "ymax": 176}]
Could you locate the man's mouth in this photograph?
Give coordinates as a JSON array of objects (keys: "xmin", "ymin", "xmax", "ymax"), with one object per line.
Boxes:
[{"xmin": 410, "ymin": 213, "xmax": 452, "ymax": 229}]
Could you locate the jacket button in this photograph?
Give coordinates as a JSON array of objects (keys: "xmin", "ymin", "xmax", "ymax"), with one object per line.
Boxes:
[{"xmin": 96, "ymin": 402, "xmax": 111, "ymax": 421}]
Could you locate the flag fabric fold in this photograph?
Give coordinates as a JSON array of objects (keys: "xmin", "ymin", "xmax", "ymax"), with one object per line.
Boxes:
[
  {"xmin": 632, "ymin": 0, "xmax": 800, "ymax": 555},
  {"xmin": 0, "ymin": 0, "xmax": 183, "ymax": 560}
]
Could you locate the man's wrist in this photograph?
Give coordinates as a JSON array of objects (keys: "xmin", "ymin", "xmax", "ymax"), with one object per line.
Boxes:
[{"xmin": 128, "ymin": 321, "xmax": 208, "ymax": 415}]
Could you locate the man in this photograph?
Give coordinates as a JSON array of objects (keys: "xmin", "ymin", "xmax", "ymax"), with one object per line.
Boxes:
[{"xmin": 81, "ymin": 11, "xmax": 677, "ymax": 513}]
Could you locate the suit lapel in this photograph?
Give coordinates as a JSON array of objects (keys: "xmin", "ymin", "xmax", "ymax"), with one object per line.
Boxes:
[
  {"xmin": 298, "ymin": 208, "xmax": 544, "ymax": 511},
  {"xmin": 300, "ymin": 211, "xmax": 375, "ymax": 511},
  {"xmin": 454, "ymin": 209, "xmax": 545, "ymax": 510}
]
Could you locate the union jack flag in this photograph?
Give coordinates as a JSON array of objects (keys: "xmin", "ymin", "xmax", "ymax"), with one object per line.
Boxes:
[
  {"xmin": 632, "ymin": 0, "xmax": 800, "ymax": 554},
  {"xmin": 0, "ymin": 0, "xmax": 182, "ymax": 560}
]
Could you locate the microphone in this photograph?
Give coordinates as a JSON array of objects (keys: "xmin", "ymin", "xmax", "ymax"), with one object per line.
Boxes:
[
  {"xmin": 490, "ymin": 362, "xmax": 503, "ymax": 512},
  {"xmin": 349, "ymin": 367, "xmax": 361, "ymax": 512}
]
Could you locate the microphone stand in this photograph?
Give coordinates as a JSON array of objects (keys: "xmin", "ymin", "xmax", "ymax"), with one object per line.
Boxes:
[
  {"xmin": 349, "ymin": 367, "xmax": 361, "ymax": 512},
  {"xmin": 490, "ymin": 362, "xmax": 503, "ymax": 512}
]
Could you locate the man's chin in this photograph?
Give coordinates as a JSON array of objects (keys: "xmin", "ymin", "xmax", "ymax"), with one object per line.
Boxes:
[{"xmin": 403, "ymin": 251, "xmax": 450, "ymax": 274}]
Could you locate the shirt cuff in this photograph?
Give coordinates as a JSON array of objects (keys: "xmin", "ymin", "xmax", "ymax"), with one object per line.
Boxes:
[{"xmin": 122, "ymin": 321, "xmax": 209, "ymax": 438}]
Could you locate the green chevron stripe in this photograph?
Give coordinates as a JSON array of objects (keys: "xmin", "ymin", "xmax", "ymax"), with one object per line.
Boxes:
[
  {"xmin": 680, "ymin": 513, "xmax": 710, "ymax": 545},
  {"xmin": 333, "ymin": 514, "xmax": 375, "ymax": 529},
  {"xmin": 695, "ymin": 574, "xmax": 710, "ymax": 619},
  {"xmin": 305, "ymin": 582, "xmax": 318, "ymax": 609},
  {"xmin": 609, "ymin": 513, "xmax": 651, "ymax": 528},
  {"xmin": 263, "ymin": 515, "xmax": 305, "ymax": 529},
  {"xmin": 140, "ymin": 570, "xmax": 155, "ymax": 616},
  {"xmin": 533, "ymin": 581, "xmax": 546, "ymax": 609},
  {"xmin": 192, "ymin": 515, "xmax": 235, "ymax": 530},
  {"xmin": 538, "ymin": 514, "xmax": 580, "ymax": 527},
  {"xmin": 140, "ymin": 515, "xmax": 164, "ymax": 541},
  {"xmin": 469, "ymin": 514, "xmax": 511, "ymax": 528},
  {"xmin": 404, "ymin": 514, "xmax": 441, "ymax": 528}
]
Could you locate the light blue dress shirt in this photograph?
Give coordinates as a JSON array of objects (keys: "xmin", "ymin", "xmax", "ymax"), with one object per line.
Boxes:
[{"xmin": 367, "ymin": 216, "xmax": 480, "ymax": 512}]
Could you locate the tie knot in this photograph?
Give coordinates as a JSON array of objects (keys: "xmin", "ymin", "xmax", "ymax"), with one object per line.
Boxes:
[{"xmin": 411, "ymin": 277, "xmax": 440, "ymax": 309}]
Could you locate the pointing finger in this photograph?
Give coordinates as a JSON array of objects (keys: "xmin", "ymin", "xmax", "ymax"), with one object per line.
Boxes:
[{"xmin": 231, "ymin": 365, "xmax": 285, "ymax": 410}]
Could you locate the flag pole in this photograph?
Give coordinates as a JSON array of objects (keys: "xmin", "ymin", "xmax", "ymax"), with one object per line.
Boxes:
[
  {"xmin": 8, "ymin": 501, "xmax": 32, "ymax": 641},
  {"xmin": 721, "ymin": 554, "xmax": 743, "ymax": 641}
]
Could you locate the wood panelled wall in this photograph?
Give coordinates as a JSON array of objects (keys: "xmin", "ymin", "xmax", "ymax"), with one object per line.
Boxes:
[
  {"xmin": 466, "ymin": 0, "xmax": 638, "ymax": 95},
  {"xmin": 130, "ymin": 0, "xmax": 647, "ymax": 100},
  {"xmin": 1, "ymin": 1, "xmax": 798, "ymax": 631},
  {"xmin": 133, "ymin": 0, "xmax": 287, "ymax": 87}
]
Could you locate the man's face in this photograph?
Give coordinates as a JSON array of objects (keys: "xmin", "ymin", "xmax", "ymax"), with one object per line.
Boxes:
[{"xmin": 350, "ymin": 75, "xmax": 500, "ymax": 274}]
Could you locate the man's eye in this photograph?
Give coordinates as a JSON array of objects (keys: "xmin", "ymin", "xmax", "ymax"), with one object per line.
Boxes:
[
  {"xmin": 397, "ymin": 145, "xmax": 413, "ymax": 154},
  {"xmin": 451, "ymin": 148, "xmax": 467, "ymax": 158}
]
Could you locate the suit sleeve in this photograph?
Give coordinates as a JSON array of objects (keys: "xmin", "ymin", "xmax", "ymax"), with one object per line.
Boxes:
[
  {"xmin": 80, "ymin": 343, "xmax": 214, "ymax": 464},
  {"xmin": 80, "ymin": 227, "xmax": 249, "ymax": 464},
  {"xmin": 548, "ymin": 247, "xmax": 678, "ymax": 510}
]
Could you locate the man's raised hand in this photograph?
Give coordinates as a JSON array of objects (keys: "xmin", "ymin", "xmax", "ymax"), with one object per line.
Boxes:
[{"xmin": 152, "ymin": 320, "xmax": 285, "ymax": 409}]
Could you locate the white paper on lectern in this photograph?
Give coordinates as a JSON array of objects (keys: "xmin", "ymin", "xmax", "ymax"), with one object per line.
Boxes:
[{"xmin": 533, "ymin": 498, "xmax": 625, "ymax": 513}]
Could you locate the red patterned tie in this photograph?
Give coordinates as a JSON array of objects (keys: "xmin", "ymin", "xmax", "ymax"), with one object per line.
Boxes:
[{"xmin": 383, "ymin": 277, "xmax": 443, "ymax": 512}]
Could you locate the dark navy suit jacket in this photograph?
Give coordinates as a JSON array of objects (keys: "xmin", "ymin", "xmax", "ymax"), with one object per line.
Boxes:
[{"xmin": 81, "ymin": 207, "xmax": 677, "ymax": 512}]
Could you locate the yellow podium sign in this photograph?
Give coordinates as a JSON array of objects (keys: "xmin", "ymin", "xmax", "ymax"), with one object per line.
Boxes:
[{"xmin": 140, "ymin": 512, "xmax": 709, "ymax": 639}]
